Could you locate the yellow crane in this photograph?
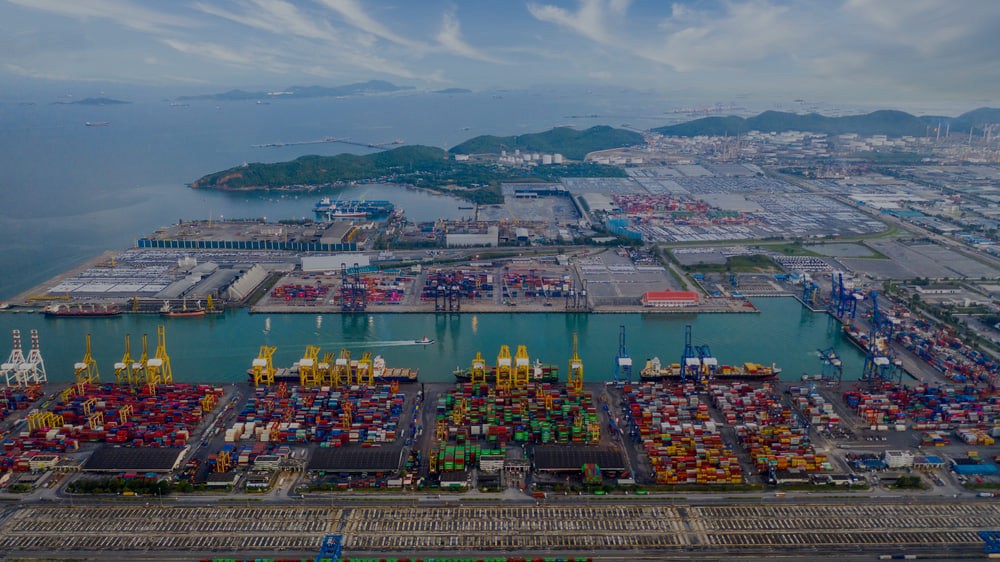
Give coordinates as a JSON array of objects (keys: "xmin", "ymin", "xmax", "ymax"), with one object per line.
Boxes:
[
  {"xmin": 469, "ymin": 351, "xmax": 487, "ymax": 385},
  {"xmin": 318, "ymin": 352, "xmax": 336, "ymax": 386},
  {"xmin": 356, "ymin": 351, "xmax": 374, "ymax": 386},
  {"xmin": 145, "ymin": 325, "xmax": 173, "ymax": 393},
  {"xmin": 298, "ymin": 345, "xmax": 321, "ymax": 387},
  {"xmin": 251, "ymin": 345, "xmax": 277, "ymax": 386},
  {"xmin": 332, "ymin": 349, "xmax": 351, "ymax": 386},
  {"xmin": 114, "ymin": 334, "xmax": 133, "ymax": 385},
  {"xmin": 567, "ymin": 333, "xmax": 584, "ymax": 394},
  {"xmin": 74, "ymin": 334, "xmax": 100, "ymax": 386},
  {"xmin": 513, "ymin": 345, "xmax": 531, "ymax": 388},
  {"xmin": 133, "ymin": 333, "xmax": 150, "ymax": 388},
  {"xmin": 206, "ymin": 293, "xmax": 215, "ymax": 312},
  {"xmin": 496, "ymin": 345, "xmax": 512, "ymax": 392}
]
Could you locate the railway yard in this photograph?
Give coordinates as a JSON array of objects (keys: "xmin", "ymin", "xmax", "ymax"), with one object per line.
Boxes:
[{"xmin": 0, "ymin": 502, "xmax": 998, "ymax": 559}]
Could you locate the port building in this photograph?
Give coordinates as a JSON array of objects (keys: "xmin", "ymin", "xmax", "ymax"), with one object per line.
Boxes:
[{"xmin": 641, "ymin": 290, "xmax": 700, "ymax": 308}]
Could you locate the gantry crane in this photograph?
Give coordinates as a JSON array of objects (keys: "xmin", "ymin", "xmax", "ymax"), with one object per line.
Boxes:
[
  {"xmin": 25, "ymin": 330, "xmax": 46, "ymax": 385},
  {"xmin": 696, "ymin": 344, "xmax": 718, "ymax": 383},
  {"xmin": 817, "ymin": 347, "xmax": 843, "ymax": 385},
  {"xmin": 135, "ymin": 333, "xmax": 150, "ymax": 388},
  {"xmin": 469, "ymin": 351, "xmax": 487, "ymax": 386},
  {"xmin": 567, "ymin": 333, "xmax": 584, "ymax": 394},
  {"xmin": 512, "ymin": 345, "xmax": 531, "ymax": 388},
  {"xmin": 332, "ymin": 349, "xmax": 351, "ymax": 386},
  {"xmin": 318, "ymin": 352, "xmax": 335, "ymax": 386},
  {"xmin": 495, "ymin": 345, "xmax": 512, "ymax": 392},
  {"xmin": 355, "ymin": 351, "xmax": 374, "ymax": 386},
  {"xmin": 74, "ymin": 334, "xmax": 100, "ymax": 386},
  {"xmin": 680, "ymin": 325, "xmax": 699, "ymax": 384},
  {"xmin": 861, "ymin": 292, "xmax": 902, "ymax": 387},
  {"xmin": 251, "ymin": 345, "xmax": 277, "ymax": 386},
  {"xmin": 614, "ymin": 325, "xmax": 633, "ymax": 386},
  {"xmin": 114, "ymin": 334, "xmax": 134, "ymax": 385},
  {"xmin": 299, "ymin": 345, "xmax": 321, "ymax": 387},
  {"xmin": 145, "ymin": 325, "xmax": 172, "ymax": 393}
]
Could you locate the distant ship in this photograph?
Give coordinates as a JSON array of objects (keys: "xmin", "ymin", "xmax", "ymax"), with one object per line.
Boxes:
[
  {"xmin": 314, "ymin": 198, "xmax": 394, "ymax": 219},
  {"xmin": 84, "ymin": 121, "xmax": 110, "ymax": 127},
  {"xmin": 44, "ymin": 303, "xmax": 121, "ymax": 318}
]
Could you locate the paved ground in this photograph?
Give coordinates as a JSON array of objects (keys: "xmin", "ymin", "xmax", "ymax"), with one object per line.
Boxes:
[{"xmin": 0, "ymin": 500, "xmax": 995, "ymax": 560}]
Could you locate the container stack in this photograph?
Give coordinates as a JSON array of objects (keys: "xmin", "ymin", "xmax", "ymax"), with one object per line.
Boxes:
[
  {"xmin": 229, "ymin": 384, "xmax": 403, "ymax": 446},
  {"xmin": 435, "ymin": 382, "xmax": 600, "ymax": 447},
  {"xmin": 711, "ymin": 383, "xmax": 830, "ymax": 474},
  {"xmin": 624, "ymin": 382, "xmax": 742, "ymax": 485},
  {"xmin": 788, "ymin": 386, "xmax": 841, "ymax": 427}
]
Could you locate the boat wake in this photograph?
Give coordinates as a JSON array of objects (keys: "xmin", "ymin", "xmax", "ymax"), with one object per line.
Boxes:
[{"xmin": 319, "ymin": 339, "xmax": 428, "ymax": 348}]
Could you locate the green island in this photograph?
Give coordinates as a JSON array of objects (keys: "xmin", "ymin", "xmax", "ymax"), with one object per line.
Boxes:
[{"xmin": 190, "ymin": 126, "xmax": 640, "ymax": 203}]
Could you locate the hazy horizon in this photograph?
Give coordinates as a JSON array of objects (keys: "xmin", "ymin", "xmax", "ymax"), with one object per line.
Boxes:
[{"xmin": 2, "ymin": 1, "xmax": 998, "ymax": 111}]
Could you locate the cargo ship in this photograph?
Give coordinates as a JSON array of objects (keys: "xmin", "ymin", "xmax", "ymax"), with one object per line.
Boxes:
[
  {"xmin": 639, "ymin": 356, "xmax": 780, "ymax": 381},
  {"xmin": 453, "ymin": 346, "xmax": 560, "ymax": 384},
  {"xmin": 248, "ymin": 354, "xmax": 418, "ymax": 383},
  {"xmin": 160, "ymin": 301, "xmax": 206, "ymax": 318},
  {"xmin": 43, "ymin": 303, "xmax": 121, "ymax": 318}
]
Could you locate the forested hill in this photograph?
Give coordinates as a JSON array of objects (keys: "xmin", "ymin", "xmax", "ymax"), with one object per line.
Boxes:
[{"xmin": 450, "ymin": 126, "xmax": 644, "ymax": 160}]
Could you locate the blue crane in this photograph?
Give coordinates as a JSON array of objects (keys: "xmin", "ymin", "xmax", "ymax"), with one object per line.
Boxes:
[
  {"xmin": 614, "ymin": 325, "xmax": 633, "ymax": 386},
  {"xmin": 861, "ymin": 291, "xmax": 902, "ymax": 387},
  {"xmin": 817, "ymin": 347, "xmax": 843, "ymax": 385},
  {"xmin": 680, "ymin": 325, "xmax": 699, "ymax": 384},
  {"xmin": 802, "ymin": 281, "xmax": 819, "ymax": 307},
  {"xmin": 696, "ymin": 344, "xmax": 718, "ymax": 382}
]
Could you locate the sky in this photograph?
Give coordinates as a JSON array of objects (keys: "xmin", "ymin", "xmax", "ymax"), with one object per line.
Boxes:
[{"xmin": 2, "ymin": 0, "xmax": 999, "ymax": 104}]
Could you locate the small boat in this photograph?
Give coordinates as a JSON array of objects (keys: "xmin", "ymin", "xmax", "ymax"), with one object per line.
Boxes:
[{"xmin": 414, "ymin": 336, "xmax": 435, "ymax": 345}]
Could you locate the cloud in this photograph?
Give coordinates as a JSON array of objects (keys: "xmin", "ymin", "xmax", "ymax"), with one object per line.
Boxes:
[
  {"xmin": 7, "ymin": 0, "xmax": 194, "ymax": 33},
  {"xmin": 162, "ymin": 39, "xmax": 258, "ymax": 67},
  {"xmin": 643, "ymin": 1, "xmax": 807, "ymax": 71},
  {"xmin": 435, "ymin": 11, "xmax": 506, "ymax": 64},
  {"xmin": 315, "ymin": 0, "xmax": 423, "ymax": 49},
  {"xmin": 527, "ymin": 0, "xmax": 622, "ymax": 44},
  {"xmin": 193, "ymin": 0, "xmax": 336, "ymax": 41}
]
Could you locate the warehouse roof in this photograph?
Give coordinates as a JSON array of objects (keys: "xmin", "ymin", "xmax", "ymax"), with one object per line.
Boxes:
[
  {"xmin": 533, "ymin": 446, "xmax": 625, "ymax": 472},
  {"xmin": 83, "ymin": 447, "xmax": 186, "ymax": 472},
  {"xmin": 307, "ymin": 446, "xmax": 402, "ymax": 473}
]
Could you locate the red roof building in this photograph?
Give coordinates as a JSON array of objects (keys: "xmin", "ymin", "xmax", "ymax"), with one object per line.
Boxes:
[{"xmin": 641, "ymin": 290, "xmax": 700, "ymax": 308}]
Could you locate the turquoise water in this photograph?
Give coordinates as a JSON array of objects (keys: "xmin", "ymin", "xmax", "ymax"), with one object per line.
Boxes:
[{"xmin": 0, "ymin": 298, "xmax": 863, "ymax": 384}]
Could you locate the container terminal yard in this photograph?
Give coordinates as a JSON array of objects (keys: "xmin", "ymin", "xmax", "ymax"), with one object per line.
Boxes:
[
  {"xmin": 0, "ymin": 314, "xmax": 998, "ymax": 560},
  {"xmin": 2, "ymin": 162, "xmax": 1000, "ymax": 559}
]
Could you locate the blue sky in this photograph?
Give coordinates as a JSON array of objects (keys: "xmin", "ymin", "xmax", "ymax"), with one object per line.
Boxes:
[{"xmin": 2, "ymin": 0, "xmax": 999, "ymax": 104}]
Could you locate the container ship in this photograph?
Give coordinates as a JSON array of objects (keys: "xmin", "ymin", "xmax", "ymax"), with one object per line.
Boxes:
[
  {"xmin": 453, "ymin": 345, "xmax": 559, "ymax": 384},
  {"xmin": 43, "ymin": 303, "xmax": 121, "ymax": 318},
  {"xmin": 639, "ymin": 357, "xmax": 780, "ymax": 381},
  {"xmin": 313, "ymin": 198, "xmax": 394, "ymax": 219},
  {"xmin": 249, "ymin": 354, "xmax": 417, "ymax": 384}
]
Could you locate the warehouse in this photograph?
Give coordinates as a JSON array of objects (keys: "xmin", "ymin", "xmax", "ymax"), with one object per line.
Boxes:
[{"xmin": 641, "ymin": 290, "xmax": 700, "ymax": 308}]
